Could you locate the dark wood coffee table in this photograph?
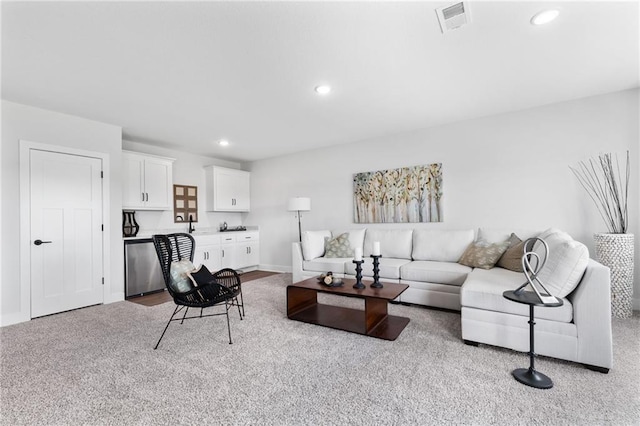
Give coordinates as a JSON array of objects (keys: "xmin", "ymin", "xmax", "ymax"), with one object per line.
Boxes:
[{"xmin": 287, "ymin": 278, "xmax": 410, "ymax": 341}]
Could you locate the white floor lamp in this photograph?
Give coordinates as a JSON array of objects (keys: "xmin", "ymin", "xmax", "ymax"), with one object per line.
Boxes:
[{"xmin": 288, "ymin": 197, "xmax": 311, "ymax": 242}]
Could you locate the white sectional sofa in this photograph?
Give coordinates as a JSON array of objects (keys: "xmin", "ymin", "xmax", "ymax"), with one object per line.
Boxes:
[{"xmin": 291, "ymin": 227, "xmax": 613, "ymax": 372}]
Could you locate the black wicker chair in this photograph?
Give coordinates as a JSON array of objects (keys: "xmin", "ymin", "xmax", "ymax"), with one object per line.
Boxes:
[
  {"xmin": 212, "ymin": 268, "xmax": 245, "ymax": 319},
  {"xmin": 152, "ymin": 233, "xmax": 235, "ymax": 349}
]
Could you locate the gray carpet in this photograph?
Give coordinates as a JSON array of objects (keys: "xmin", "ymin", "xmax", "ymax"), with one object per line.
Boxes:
[{"xmin": 1, "ymin": 273, "xmax": 638, "ymax": 425}]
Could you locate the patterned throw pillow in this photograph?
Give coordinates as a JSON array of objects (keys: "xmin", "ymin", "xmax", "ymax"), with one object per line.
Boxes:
[
  {"xmin": 169, "ymin": 259, "xmax": 196, "ymax": 293},
  {"xmin": 324, "ymin": 233, "xmax": 354, "ymax": 258},
  {"xmin": 496, "ymin": 233, "xmax": 526, "ymax": 272},
  {"xmin": 458, "ymin": 240, "xmax": 511, "ymax": 270}
]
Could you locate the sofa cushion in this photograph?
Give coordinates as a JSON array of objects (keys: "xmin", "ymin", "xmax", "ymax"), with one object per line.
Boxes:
[
  {"xmin": 303, "ymin": 257, "xmax": 350, "ymax": 274},
  {"xmin": 534, "ymin": 229, "xmax": 589, "ymax": 298},
  {"xmin": 400, "ymin": 261, "xmax": 472, "ymax": 286},
  {"xmin": 477, "ymin": 228, "xmax": 539, "ymax": 244},
  {"xmin": 344, "ymin": 257, "xmax": 412, "ymax": 279},
  {"xmin": 412, "ymin": 229, "xmax": 474, "ymax": 262},
  {"xmin": 324, "ymin": 233, "xmax": 353, "ymax": 258},
  {"xmin": 458, "ymin": 240, "xmax": 510, "ymax": 270},
  {"xmin": 332, "ymin": 229, "xmax": 366, "ymax": 253},
  {"xmin": 301, "ymin": 230, "xmax": 331, "ymax": 260},
  {"xmin": 496, "ymin": 233, "xmax": 525, "ymax": 272},
  {"xmin": 364, "ymin": 229, "xmax": 413, "ymax": 259},
  {"xmin": 461, "ymin": 267, "xmax": 573, "ymax": 323}
]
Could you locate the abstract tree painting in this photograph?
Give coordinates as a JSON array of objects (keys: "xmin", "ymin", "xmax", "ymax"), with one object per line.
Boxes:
[{"xmin": 353, "ymin": 163, "xmax": 443, "ymax": 223}]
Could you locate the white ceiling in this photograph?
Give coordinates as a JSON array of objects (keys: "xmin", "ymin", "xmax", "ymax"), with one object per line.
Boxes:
[{"xmin": 2, "ymin": 1, "xmax": 639, "ymax": 163}]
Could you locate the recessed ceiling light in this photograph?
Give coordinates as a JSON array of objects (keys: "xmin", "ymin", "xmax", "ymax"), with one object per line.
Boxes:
[
  {"xmin": 531, "ymin": 9, "xmax": 559, "ymax": 26},
  {"xmin": 315, "ymin": 85, "xmax": 331, "ymax": 95},
  {"xmin": 218, "ymin": 140, "xmax": 229, "ymax": 147}
]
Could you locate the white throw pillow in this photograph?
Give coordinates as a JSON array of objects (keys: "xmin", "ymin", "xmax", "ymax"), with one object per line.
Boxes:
[
  {"xmin": 363, "ymin": 229, "xmax": 413, "ymax": 259},
  {"xmin": 412, "ymin": 229, "xmax": 474, "ymax": 262},
  {"xmin": 533, "ymin": 228, "xmax": 589, "ymax": 298},
  {"xmin": 301, "ymin": 230, "xmax": 331, "ymax": 260}
]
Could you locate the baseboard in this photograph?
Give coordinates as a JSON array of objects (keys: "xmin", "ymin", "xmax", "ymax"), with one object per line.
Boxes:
[
  {"xmin": 104, "ymin": 292, "xmax": 125, "ymax": 304},
  {"xmin": 1, "ymin": 311, "xmax": 30, "ymax": 327},
  {"xmin": 259, "ymin": 264, "xmax": 291, "ymax": 273}
]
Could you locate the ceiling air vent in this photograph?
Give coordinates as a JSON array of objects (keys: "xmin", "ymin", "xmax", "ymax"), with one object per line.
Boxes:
[{"xmin": 435, "ymin": 2, "xmax": 470, "ymax": 33}]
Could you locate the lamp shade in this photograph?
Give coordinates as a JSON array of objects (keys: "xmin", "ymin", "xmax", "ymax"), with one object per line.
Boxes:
[{"xmin": 287, "ymin": 197, "xmax": 311, "ymax": 212}]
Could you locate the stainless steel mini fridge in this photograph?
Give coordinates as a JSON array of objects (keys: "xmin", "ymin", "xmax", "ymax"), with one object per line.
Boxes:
[{"xmin": 124, "ymin": 238, "xmax": 165, "ymax": 298}]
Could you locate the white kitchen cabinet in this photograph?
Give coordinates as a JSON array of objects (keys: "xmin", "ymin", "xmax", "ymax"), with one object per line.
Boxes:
[
  {"xmin": 194, "ymin": 231, "xmax": 259, "ymax": 272},
  {"xmin": 220, "ymin": 234, "xmax": 237, "ymax": 269},
  {"xmin": 123, "ymin": 151, "xmax": 174, "ymax": 210},
  {"xmin": 193, "ymin": 235, "xmax": 222, "ymax": 272},
  {"xmin": 235, "ymin": 232, "xmax": 260, "ymax": 268},
  {"xmin": 205, "ymin": 166, "xmax": 250, "ymax": 212}
]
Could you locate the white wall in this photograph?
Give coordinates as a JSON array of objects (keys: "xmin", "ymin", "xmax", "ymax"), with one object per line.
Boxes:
[
  {"xmin": 122, "ymin": 140, "xmax": 247, "ymax": 234},
  {"xmin": 1, "ymin": 101, "xmax": 123, "ymax": 325},
  {"xmin": 245, "ymin": 89, "xmax": 640, "ymax": 308}
]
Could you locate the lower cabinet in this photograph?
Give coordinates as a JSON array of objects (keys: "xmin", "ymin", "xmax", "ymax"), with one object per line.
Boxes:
[
  {"xmin": 236, "ymin": 240, "xmax": 259, "ymax": 268},
  {"xmin": 193, "ymin": 235, "xmax": 223, "ymax": 272},
  {"xmin": 220, "ymin": 234, "xmax": 237, "ymax": 269},
  {"xmin": 194, "ymin": 232, "xmax": 259, "ymax": 271}
]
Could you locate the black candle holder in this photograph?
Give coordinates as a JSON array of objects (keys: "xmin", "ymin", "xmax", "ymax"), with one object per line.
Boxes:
[
  {"xmin": 370, "ymin": 255, "xmax": 383, "ymax": 288},
  {"xmin": 352, "ymin": 260, "xmax": 365, "ymax": 289}
]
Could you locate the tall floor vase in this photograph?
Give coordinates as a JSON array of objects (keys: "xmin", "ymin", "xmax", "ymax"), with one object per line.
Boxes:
[{"xmin": 594, "ymin": 233, "xmax": 635, "ymax": 318}]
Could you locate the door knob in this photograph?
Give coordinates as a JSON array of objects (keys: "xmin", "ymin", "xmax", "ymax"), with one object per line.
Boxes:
[{"xmin": 34, "ymin": 239, "xmax": 52, "ymax": 246}]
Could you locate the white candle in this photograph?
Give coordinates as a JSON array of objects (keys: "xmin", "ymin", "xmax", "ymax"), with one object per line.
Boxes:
[
  {"xmin": 354, "ymin": 247, "xmax": 363, "ymax": 261},
  {"xmin": 373, "ymin": 241, "xmax": 381, "ymax": 256}
]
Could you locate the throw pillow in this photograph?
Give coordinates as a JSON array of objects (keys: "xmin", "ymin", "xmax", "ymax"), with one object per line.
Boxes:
[
  {"xmin": 187, "ymin": 264, "xmax": 214, "ymax": 287},
  {"xmin": 324, "ymin": 233, "xmax": 354, "ymax": 258},
  {"xmin": 534, "ymin": 230, "xmax": 589, "ymax": 298},
  {"xmin": 458, "ymin": 240, "xmax": 511, "ymax": 270},
  {"xmin": 301, "ymin": 230, "xmax": 331, "ymax": 260},
  {"xmin": 187, "ymin": 265, "xmax": 230, "ymax": 299},
  {"xmin": 169, "ymin": 259, "xmax": 196, "ymax": 293},
  {"xmin": 496, "ymin": 233, "xmax": 525, "ymax": 272}
]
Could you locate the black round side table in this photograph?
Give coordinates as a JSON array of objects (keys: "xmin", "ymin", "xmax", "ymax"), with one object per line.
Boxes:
[{"xmin": 503, "ymin": 290, "xmax": 563, "ymax": 389}]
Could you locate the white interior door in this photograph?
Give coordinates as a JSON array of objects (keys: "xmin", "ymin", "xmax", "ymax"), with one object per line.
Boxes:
[{"xmin": 30, "ymin": 150, "xmax": 104, "ymax": 318}]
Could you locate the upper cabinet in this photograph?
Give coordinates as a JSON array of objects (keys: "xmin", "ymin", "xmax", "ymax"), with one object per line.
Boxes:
[
  {"xmin": 122, "ymin": 151, "xmax": 174, "ymax": 210},
  {"xmin": 205, "ymin": 166, "xmax": 250, "ymax": 212}
]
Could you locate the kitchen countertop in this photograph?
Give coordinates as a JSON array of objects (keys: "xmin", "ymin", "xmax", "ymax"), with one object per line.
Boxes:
[{"xmin": 123, "ymin": 226, "xmax": 259, "ymax": 241}]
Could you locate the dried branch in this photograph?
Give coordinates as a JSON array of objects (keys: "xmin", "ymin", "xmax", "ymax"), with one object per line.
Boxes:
[{"xmin": 569, "ymin": 151, "xmax": 630, "ymax": 234}]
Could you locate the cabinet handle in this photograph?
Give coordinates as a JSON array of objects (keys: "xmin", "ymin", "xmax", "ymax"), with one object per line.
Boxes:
[
  {"xmin": 146, "ymin": 193, "xmax": 149, "ymax": 202},
  {"xmin": 142, "ymin": 193, "xmax": 145, "ymax": 202},
  {"xmin": 222, "ymin": 249, "xmax": 225, "ymax": 258}
]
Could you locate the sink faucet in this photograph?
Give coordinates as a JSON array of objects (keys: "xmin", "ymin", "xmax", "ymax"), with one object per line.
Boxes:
[{"xmin": 188, "ymin": 215, "xmax": 195, "ymax": 234}]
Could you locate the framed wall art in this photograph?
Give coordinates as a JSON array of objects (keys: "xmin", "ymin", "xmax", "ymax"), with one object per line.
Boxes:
[
  {"xmin": 174, "ymin": 184, "xmax": 198, "ymax": 223},
  {"xmin": 353, "ymin": 163, "xmax": 442, "ymax": 223}
]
